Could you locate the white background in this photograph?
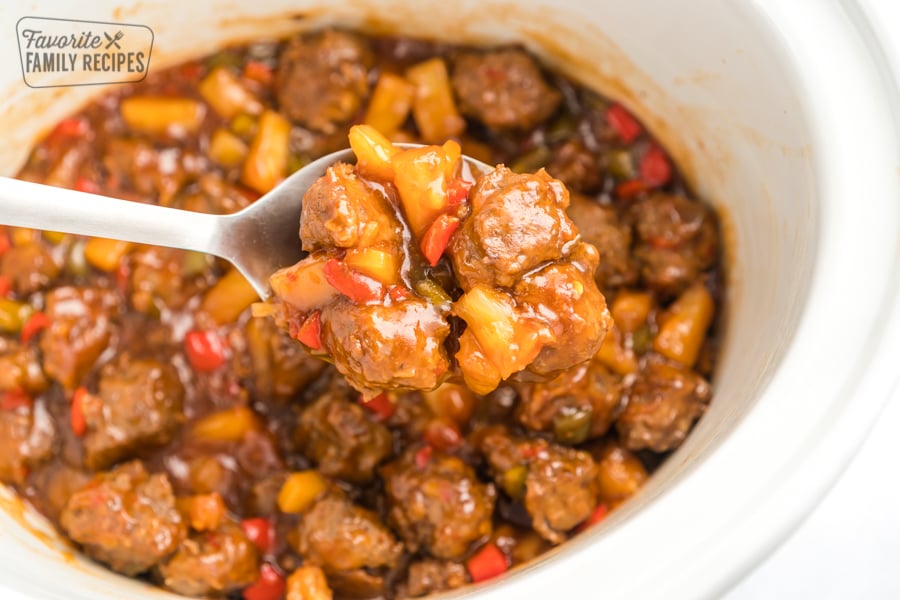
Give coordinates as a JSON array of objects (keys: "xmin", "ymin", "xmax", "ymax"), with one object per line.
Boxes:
[
  {"xmin": 725, "ymin": 4, "xmax": 900, "ymax": 597},
  {"xmin": 725, "ymin": 382, "xmax": 900, "ymax": 599}
]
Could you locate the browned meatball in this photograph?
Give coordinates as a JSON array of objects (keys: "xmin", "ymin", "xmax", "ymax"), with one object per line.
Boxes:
[
  {"xmin": 60, "ymin": 461, "xmax": 186, "ymax": 575},
  {"xmin": 382, "ymin": 447, "xmax": 495, "ymax": 560},
  {"xmin": 630, "ymin": 193, "xmax": 718, "ymax": 296},
  {"xmin": 81, "ymin": 356, "xmax": 185, "ymax": 471},
  {"xmin": 129, "ymin": 247, "xmax": 211, "ymax": 314},
  {"xmin": 320, "ymin": 297, "xmax": 451, "ymax": 396},
  {"xmin": 25, "ymin": 462, "xmax": 91, "ymax": 523},
  {"xmin": 451, "ymin": 48, "xmax": 561, "ymax": 130},
  {"xmin": 296, "ymin": 391, "xmax": 392, "ymax": 483},
  {"xmin": 292, "ymin": 493, "xmax": 403, "ymax": 575},
  {"xmin": 449, "ymin": 166, "xmax": 578, "ymax": 290},
  {"xmin": 41, "ymin": 286, "xmax": 119, "ymax": 390},
  {"xmin": 300, "ymin": 163, "xmax": 401, "ymax": 252},
  {"xmin": 524, "ymin": 443, "xmax": 599, "ymax": 543},
  {"xmin": 566, "ymin": 194, "xmax": 637, "ymax": 290},
  {"xmin": 516, "ymin": 359, "xmax": 623, "ymax": 444},
  {"xmin": 158, "ymin": 523, "xmax": 260, "ymax": 597},
  {"xmin": 546, "ymin": 140, "xmax": 601, "ymax": 193},
  {"xmin": 240, "ymin": 316, "xmax": 326, "ymax": 403},
  {"xmin": 404, "ymin": 559, "xmax": 469, "ymax": 598},
  {"xmin": 0, "ymin": 337, "xmax": 48, "ymax": 394},
  {"xmin": 0, "ymin": 242, "xmax": 60, "ymax": 295},
  {"xmin": 476, "ymin": 425, "xmax": 599, "ymax": 544},
  {"xmin": 617, "ymin": 356, "xmax": 712, "ymax": 452},
  {"xmin": 0, "ymin": 396, "xmax": 56, "ymax": 485},
  {"xmin": 514, "ymin": 256, "xmax": 612, "ymax": 376},
  {"xmin": 102, "ymin": 138, "xmax": 191, "ymax": 204},
  {"xmin": 385, "ymin": 390, "xmax": 434, "ymax": 443},
  {"xmin": 276, "ymin": 30, "xmax": 373, "ymax": 133}
]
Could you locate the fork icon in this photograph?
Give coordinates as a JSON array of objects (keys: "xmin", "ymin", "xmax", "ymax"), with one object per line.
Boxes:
[{"xmin": 104, "ymin": 30, "xmax": 124, "ymax": 50}]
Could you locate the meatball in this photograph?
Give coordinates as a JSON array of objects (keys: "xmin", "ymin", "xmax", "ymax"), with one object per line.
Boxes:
[
  {"xmin": 617, "ymin": 356, "xmax": 712, "ymax": 452},
  {"xmin": 449, "ymin": 166, "xmax": 579, "ymax": 290},
  {"xmin": 25, "ymin": 462, "xmax": 91, "ymax": 523},
  {"xmin": 546, "ymin": 140, "xmax": 601, "ymax": 193},
  {"xmin": 60, "ymin": 461, "xmax": 186, "ymax": 575},
  {"xmin": 40, "ymin": 286, "xmax": 119, "ymax": 390},
  {"xmin": 320, "ymin": 297, "xmax": 451, "ymax": 396},
  {"xmin": 129, "ymin": 247, "xmax": 211, "ymax": 314},
  {"xmin": 0, "ymin": 395, "xmax": 56, "ymax": 485},
  {"xmin": 476, "ymin": 425, "xmax": 599, "ymax": 544},
  {"xmin": 516, "ymin": 359, "xmax": 623, "ymax": 444},
  {"xmin": 81, "ymin": 356, "xmax": 185, "ymax": 471},
  {"xmin": 292, "ymin": 493, "xmax": 403, "ymax": 575},
  {"xmin": 0, "ymin": 338, "xmax": 48, "ymax": 394},
  {"xmin": 158, "ymin": 523, "xmax": 260, "ymax": 597},
  {"xmin": 404, "ymin": 560, "xmax": 469, "ymax": 598},
  {"xmin": 276, "ymin": 30, "xmax": 373, "ymax": 133},
  {"xmin": 381, "ymin": 447, "xmax": 495, "ymax": 560},
  {"xmin": 630, "ymin": 193, "xmax": 718, "ymax": 296},
  {"xmin": 300, "ymin": 163, "xmax": 401, "ymax": 252},
  {"xmin": 566, "ymin": 194, "xmax": 637, "ymax": 290},
  {"xmin": 451, "ymin": 48, "xmax": 561, "ymax": 130},
  {"xmin": 514, "ymin": 256, "xmax": 612, "ymax": 376},
  {"xmin": 102, "ymin": 138, "xmax": 191, "ymax": 205},
  {"xmin": 0, "ymin": 242, "xmax": 60, "ymax": 295},
  {"xmin": 296, "ymin": 391, "xmax": 393, "ymax": 483},
  {"xmin": 241, "ymin": 316, "xmax": 327, "ymax": 403}
]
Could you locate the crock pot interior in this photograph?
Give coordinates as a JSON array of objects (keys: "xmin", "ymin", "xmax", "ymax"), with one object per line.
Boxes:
[{"xmin": 0, "ymin": 0, "xmax": 817, "ymax": 598}]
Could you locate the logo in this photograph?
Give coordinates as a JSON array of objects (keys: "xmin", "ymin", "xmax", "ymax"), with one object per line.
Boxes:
[{"xmin": 16, "ymin": 17, "xmax": 154, "ymax": 88}]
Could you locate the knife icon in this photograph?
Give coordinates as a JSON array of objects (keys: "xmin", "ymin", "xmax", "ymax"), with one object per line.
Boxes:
[{"xmin": 104, "ymin": 31, "xmax": 124, "ymax": 50}]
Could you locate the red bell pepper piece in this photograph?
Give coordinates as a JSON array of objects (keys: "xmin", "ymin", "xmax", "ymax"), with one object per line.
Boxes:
[
  {"xmin": 606, "ymin": 103, "xmax": 642, "ymax": 144},
  {"xmin": 243, "ymin": 61, "xmax": 274, "ymax": 85},
  {"xmin": 447, "ymin": 178, "xmax": 472, "ymax": 206},
  {"xmin": 243, "ymin": 563, "xmax": 286, "ymax": 600},
  {"xmin": 420, "ymin": 214, "xmax": 460, "ymax": 267},
  {"xmin": 71, "ymin": 387, "xmax": 88, "ymax": 437},
  {"xmin": 639, "ymin": 144, "xmax": 672, "ymax": 187},
  {"xmin": 360, "ymin": 392, "xmax": 395, "ymax": 421},
  {"xmin": 423, "ymin": 418, "xmax": 462, "ymax": 451},
  {"xmin": 74, "ymin": 177, "xmax": 101, "ymax": 194},
  {"xmin": 20, "ymin": 311, "xmax": 50, "ymax": 344},
  {"xmin": 578, "ymin": 503, "xmax": 610, "ymax": 532},
  {"xmin": 613, "ymin": 178, "xmax": 650, "ymax": 199},
  {"xmin": 49, "ymin": 118, "xmax": 88, "ymax": 142},
  {"xmin": 240, "ymin": 518, "xmax": 274, "ymax": 554},
  {"xmin": 178, "ymin": 62, "xmax": 204, "ymax": 81},
  {"xmin": 323, "ymin": 258, "xmax": 383, "ymax": 303},
  {"xmin": 0, "ymin": 275, "xmax": 11, "ymax": 298},
  {"xmin": 116, "ymin": 260, "xmax": 131, "ymax": 294},
  {"xmin": 1, "ymin": 389, "xmax": 33, "ymax": 411},
  {"xmin": 185, "ymin": 330, "xmax": 228, "ymax": 372},
  {"xmin": 0, "ymin": 232, "xmax": 10, "ymax": 257},
  {"xmin": 388, "ymin": 285, "xmax": 412, "ymax": 303},
  {"xmin": 466, "ymin": 542, "xmax": 508, "ymax": 583},
  {"xmin": 294, "ymin": 311, "xmax": 322, "ymax": 351},
  {"xmin": 414, "ymin": 445, "xmax": 433, "ymax": 469}
]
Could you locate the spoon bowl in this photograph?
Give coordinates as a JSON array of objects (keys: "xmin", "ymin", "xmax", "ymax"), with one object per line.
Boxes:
[{"xmin": 0, "ymin": 146, "xmax": 489, "ymax": 299}]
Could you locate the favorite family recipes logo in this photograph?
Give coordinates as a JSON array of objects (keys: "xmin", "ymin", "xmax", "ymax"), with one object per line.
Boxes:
[{"xmin": 16, "ymin": 17, "xmax": 154, "ymax": 88}]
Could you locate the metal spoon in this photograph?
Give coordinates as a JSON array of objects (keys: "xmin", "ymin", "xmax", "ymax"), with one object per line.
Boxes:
[{"xmin": 0, "ymin": 147, "xmax": 489, "ymax": 299}]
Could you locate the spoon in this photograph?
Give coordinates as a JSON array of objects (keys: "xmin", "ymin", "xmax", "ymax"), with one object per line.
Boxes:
[{"xmin": 0, "ymin": 147, "xmax": 488, "ymax": 299}]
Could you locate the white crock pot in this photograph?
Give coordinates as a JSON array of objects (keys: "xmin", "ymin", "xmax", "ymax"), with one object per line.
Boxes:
[{"xmin": 1, "ymin": 1, "xmax": 899, "ymax": 599}]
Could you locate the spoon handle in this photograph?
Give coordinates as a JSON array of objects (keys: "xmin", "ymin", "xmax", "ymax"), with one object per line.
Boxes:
[{"xmin": 0, "ymin": 176, "xmax": 222, "ymax": 255}]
